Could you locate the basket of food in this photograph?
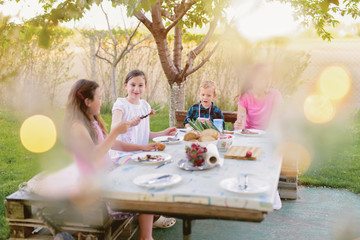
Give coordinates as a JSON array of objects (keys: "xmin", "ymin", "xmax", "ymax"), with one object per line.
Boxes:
[{"xmin": 183, "ymin": 118, "xmax": 221, "ymax": 147}]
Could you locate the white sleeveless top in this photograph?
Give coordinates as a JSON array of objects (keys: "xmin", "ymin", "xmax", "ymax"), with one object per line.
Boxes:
[{"xmin": 109, "ymin": 98, "xmax": 151, "ymax": 159}]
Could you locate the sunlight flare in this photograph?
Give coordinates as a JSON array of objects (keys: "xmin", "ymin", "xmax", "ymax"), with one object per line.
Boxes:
[
  {"xmin": 304, "ymin": 94, "xmax": 335, "ymax": 124},
  {"xmin": 20, "ymin": 115, "xmax": 57, "ymax": 153},
  {"xmin": 318, "ymin": 65, "xmax": 351, "ymax": 100}
]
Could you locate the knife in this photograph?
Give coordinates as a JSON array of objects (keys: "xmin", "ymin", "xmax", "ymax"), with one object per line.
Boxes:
[
  {"xmin": 143, "ymin": 174, "xmax": 172, "ymax": 185},
  {"xmin": 155, "ymin": 161, "xmax": 172, "ymax": 169}
]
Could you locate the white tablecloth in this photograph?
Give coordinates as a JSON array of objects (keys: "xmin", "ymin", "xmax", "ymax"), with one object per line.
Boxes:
[{"xmin": 102, "ymin": 133, "xmax": 282, "ymax": 212}]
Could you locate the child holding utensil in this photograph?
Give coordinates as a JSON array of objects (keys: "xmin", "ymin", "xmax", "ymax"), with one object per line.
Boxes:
[
  {"xmin": 184, "ymin": 80, "xmax": 225, "ymax": 129},
  {"xmin": 109, "ymin": 69, "xmax": 177, "ymax": 161},
  {"xmin": 234, "ymin": 63, "xmax": 283, "ymax": 131},
  {"xmin": 109, "ymin": 69, "xmax": 177, "ymax": 229},
  {"xmin": 64, "ymin": 79, "xmax": 155, "ymax": 240}
]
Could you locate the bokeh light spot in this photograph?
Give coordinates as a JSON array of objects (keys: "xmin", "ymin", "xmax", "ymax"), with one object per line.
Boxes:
[
  {"xmin": 319, "ymin": 65, "xmax": 351, "ymax": 100},
  {"xmin": 304, "ymin": 94, "xmax": 335, "ymax": 123},
  {"xmin": 277, "ymin": 142, "xmax": 312, "ymax": 176},
  {"xmin": 20, "ymin": 115, "xmax": 57, "ymax": 153}
]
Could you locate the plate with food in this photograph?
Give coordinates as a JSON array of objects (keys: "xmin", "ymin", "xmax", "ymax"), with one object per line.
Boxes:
[
  {"xmin": 234, "ymin": 129, "xmax": 266, "ymax": 137},
  {"xmin": 133, "ymin": 173, "xmax": 182, "ymax": 188},
  {"xmin": 153, "ymin": 136, "xmax": 183, "ymax": 144},
  {"xmin": 132, "ymin": 152, "xmax": 171, "ymax": 164}
]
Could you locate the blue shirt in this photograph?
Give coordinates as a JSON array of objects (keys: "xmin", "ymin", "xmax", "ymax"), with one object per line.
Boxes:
[{"xmin": 184, "ymin": 101, "xmax": 225, "ymax": 128}]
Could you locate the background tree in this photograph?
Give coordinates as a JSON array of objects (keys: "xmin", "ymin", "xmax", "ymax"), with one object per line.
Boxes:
[
  {"xmin": 13, "ymin": 0, "xmax": 360, "ymax": 123},
  {"xmin": 16, "ymin": 25, "xmax": 75, "ymax": 106},
  {"xmin": 0, "ymin": 14, "xmax": 21, "ymax": 83},
  {"xmin": 91, "ymin": 5, "xmax": 151, "ymax": 102},
  {"xmin": 116, "ymin": 0, "xmax": 230, "ymax": 125}
]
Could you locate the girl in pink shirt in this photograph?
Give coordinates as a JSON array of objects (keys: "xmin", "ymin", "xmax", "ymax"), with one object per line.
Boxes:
[
  {"xmin": 65, "ymin": 79, "xmax": 155, "ymax": 240},
  {"xmin": 234, "ymin": 64, "xmax": 283, "ymax": 210},
  {"xmin": 235, "ymin": 64, "xmax": 283, "ymax": 130}
]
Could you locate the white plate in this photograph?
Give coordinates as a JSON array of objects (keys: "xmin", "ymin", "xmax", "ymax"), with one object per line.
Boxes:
[
  {"xmin": 153, "ymin": 136, "xmax": 183, "ymax": 144},
  {"xmin": 177, "ymin": 159, "xmax": 216, "ymax": 171},
  {"xmin": 234, "ymin": 129, "xmax": 266, "ymax": 137},
  {"xmin": 133, "ymin": 173, "xmax": 182, "ymax": 188},
  {"xmin": 132, "ymin": 152, "xmax": 171, "ymax": 164},
  {"xmin": 220, "ymin": 176, "xmax": 269, "ymax": 195}
]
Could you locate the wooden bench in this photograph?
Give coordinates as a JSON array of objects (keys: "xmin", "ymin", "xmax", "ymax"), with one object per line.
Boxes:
[
  {"xmin": 5, "ymin": 190, "xmax": 138, "ymax": 239},
  {"xmin": 175, "ymin": 110, "xmax": 298, "ymax": 200},
  {"xmin": 175, "ymin": 110, "xmax": 238, "ymax": 129}
]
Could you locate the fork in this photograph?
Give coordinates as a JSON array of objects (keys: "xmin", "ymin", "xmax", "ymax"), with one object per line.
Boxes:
[{"xmin": 140, "ymin": 104, "xmax": 164, "ymax": 119}]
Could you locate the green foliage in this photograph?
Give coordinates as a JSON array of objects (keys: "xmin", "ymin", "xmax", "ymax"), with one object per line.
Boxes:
[
  {"xmin": 12, "ymin": 24, "xmax": 76, "ymax": 105},
  {"xmin": 0, "ymin": 14, "xmax": 21, "ymax": 83},
  {"xmin": 274, "ymin": 0, "xmax": 358, "ymax": 41},
  {"xmin": 38, "ymin": 26, "xmax": 50, "ymax": 48}
]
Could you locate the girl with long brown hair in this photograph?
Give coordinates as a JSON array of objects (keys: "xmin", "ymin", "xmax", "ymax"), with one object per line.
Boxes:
[{"xmin": 65, "ymin": 79, "xmax": 154, "ymax": 240}]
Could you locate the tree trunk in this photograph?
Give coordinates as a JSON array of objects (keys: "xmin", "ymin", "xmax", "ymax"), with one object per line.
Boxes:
[
  {"xmin": 169, "ymin": 81, "xmax": 185, "ymax": 126},
  {"xmin": 111, "ymin": 64, "xmax": 117, "ymax": 102},
  {"xmin": 173, "ymin": 24, "xmax": 182, "ymax": 71},
  {"xmin": 90, "ymin": 36, "xmax": 96, "ymax": 81}
]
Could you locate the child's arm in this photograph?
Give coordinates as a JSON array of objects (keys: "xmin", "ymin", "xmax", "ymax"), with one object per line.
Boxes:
[
  {"xmin": 69, "ymin": 121, "xmax": 130, "ymax": 166},
  {"xmin": 111, "ymin": 109, "xmax": 154, "ymax": 151},
  {"xmin": 149, "ymin": 127, "xmax": 177, "ymax": 140},
  {"xmin": 111, "ymin": 110, "xmax": 123, "ymax": 130},
  {"xmin": 111, "ymin": 141, "xmax": 157, "ymax": 151},
  {"xmin": 234, "ymin": 106, "xmax": 246, "ymax": 130}
]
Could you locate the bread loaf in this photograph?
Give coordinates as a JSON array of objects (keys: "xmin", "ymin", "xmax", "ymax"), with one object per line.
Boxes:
[
  {"xmin": 200, "ymin": 129, "xmax": 220, "ymax": 140},
  {"xmin": 184, "ymin": 131, "xmax": 200, "ymax": 141}
]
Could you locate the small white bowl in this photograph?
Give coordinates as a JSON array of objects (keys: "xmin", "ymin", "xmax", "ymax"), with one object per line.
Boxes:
[{"xmin": 217, "ymin": 135, "xmax": 233, "ymax": 152}]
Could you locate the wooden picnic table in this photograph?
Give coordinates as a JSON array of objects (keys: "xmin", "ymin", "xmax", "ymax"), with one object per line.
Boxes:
[{"xmin": 102, "ymin": 131, "xmax": 282, "ymax": 240}]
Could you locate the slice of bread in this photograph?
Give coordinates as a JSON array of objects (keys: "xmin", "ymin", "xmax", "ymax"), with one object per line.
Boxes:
[
  {"xmin": 184, "ymin": 131, "xmax": 200, "ymax": 141},
  {"xmin": 200, "ymin": 129, "xmax": 220, "ymax": 140},
  {"xmin": 199, "ymin": 135, "xmax": 216, "ymax": 142}
]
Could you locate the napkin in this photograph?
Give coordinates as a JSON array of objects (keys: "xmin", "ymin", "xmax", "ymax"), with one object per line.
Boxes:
[{"xmin": 205, "ymin": 143, "xmax": 224, "ymax": 167}]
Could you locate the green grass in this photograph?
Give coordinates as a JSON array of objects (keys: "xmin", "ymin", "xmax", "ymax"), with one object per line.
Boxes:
[
  {"xmin": 0, "ymin": 110, "xmax": 39, "ymax": 237},
  {"xmin": 0, "ymin": 109, "xmax": 359, "ymax": 239},
  {"xmin": 298, "ymin": 116, "xmax": 360, "ymax": 193}
]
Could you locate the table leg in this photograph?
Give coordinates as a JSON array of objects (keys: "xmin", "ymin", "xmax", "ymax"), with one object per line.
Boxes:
[{"xmin": 183, "ymin": 218, "xmax": 194, "ymax": 240}]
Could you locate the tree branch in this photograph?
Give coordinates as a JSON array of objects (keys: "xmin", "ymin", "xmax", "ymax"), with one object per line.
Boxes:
[
  {"xmin": 95, "ymin": 39, "xmax": 112, "ymax": 64},
  {"xmin": 100, "ymin": 4, "xmax": 117, "ymax": 45},
  {"xmin": 100, "ymin": 45, "xmax": 115, "ymax": 58},
  {"xmin": 114, "ymin": 22, "xmax": 149, "ymax": 66},
  {"xmin": 191, "ymin": 17, "xmax": 218, "ymax": 56},
  {"xmin": 160, "ymin": 9, "xmax": 175, "ymax": 21},
  {"xmin": 134, "ymin": 11, "xmax": 153, "ymax": 33},
  {"xmin": 181, "ymin": 17, "xmax": 218, "ymax": 79},
  {"xmin": 186, "ymin": 42, "xmax": 219, "ymax": 76},
  {"xmin": 165, "ymin": 1, "xmax": 195, "ymax": 34},
  {"xmin": 151, "ymin": 1, "xmax": 166, "ymax": 33}
]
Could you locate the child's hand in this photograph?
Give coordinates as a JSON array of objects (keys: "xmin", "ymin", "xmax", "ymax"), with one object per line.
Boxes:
[
  {"xmin": 114, "ymin": 121, "xmax": 131, "ymax": 134},
  {"xmin": 129, "ymin": 117, "xmax": 141, "ymax": 127},
  {"xmin": 141, "ymin": 143, "xmax": 157, "ymax": 151},
  {"xmin": 234, "ymin": 120, "xmax": 245, "ymax": 130},
  {"xmin": 164, "ymin": 127, "xmax": 177, "ymax": 136}
]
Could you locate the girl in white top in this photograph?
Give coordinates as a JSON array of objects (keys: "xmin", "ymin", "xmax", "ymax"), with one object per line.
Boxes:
[{"xmin": 109, "ymin": 69, "xmax": 177, "ymax": 160}]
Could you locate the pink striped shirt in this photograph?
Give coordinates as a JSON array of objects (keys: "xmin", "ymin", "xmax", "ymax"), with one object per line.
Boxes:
[{"xmin": 238, "ymin": 88, "xmax": 282, "ymax": 130}]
